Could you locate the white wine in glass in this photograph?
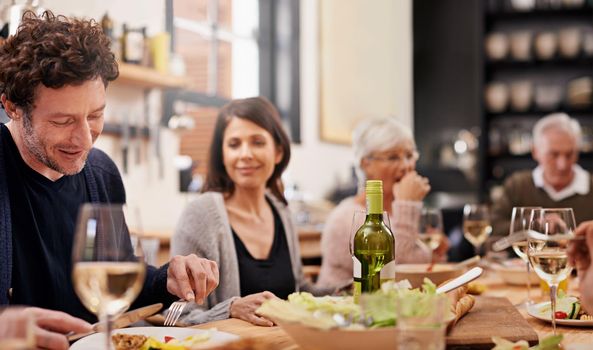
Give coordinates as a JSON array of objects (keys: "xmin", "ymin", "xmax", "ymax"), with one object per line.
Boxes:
[
  {"xmin": 73, "ymin": 261, "xmax": 145, "ymax": 316},
  {"xmin": 418, "ymin": 233, "xmax": 441, "ymax": 251},
  {"xmin": 72, "ymin": 204, "xmax": 146, "ymax": 349},
  {"xmin": 528, "ymin": 208, "xmax": 575, "ymax": 335},
  {"xmin": 463, "ymin": 204, "xmax": 492, "ymax": 256},
  {"xmin": 418, "ymin": 208, "xmax": 444, "ymax": 258}
]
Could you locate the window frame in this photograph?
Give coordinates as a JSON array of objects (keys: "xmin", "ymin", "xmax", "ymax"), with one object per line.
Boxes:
[{"xmin": 163, "ymin": 0, "xmax": 301, "ymax": 142}]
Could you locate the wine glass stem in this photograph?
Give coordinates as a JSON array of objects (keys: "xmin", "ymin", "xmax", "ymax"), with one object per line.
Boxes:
[
  {"xmin": 101, "ymin": 310, "xmax": 113, "ymax": 350},
  {"xmin": 550, "ymin": 284, "xmax": 558, "ymax": 335},
  {"xmin": 474, "ymin": 244, "xmax": 480, "ymax": 257},
  {"xmin": 526, "ymin": 261, "xmax": 531, "ymax": 304}
]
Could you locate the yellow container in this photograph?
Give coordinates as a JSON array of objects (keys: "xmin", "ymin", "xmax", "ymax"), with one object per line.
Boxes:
[
  {"xmin": 150, "ymin": 33, "xmax": 170, "ymax": 74},
  {"xmin": 539, "ymin": 278, "xmax": 568, "ymax": 296}
]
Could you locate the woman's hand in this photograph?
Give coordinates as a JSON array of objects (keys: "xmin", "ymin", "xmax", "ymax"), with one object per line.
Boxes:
[
  {"xmin": 432, "ymin": 234, "xmax": 450, "ymax": 263},
  {"xmin": 393, "ymin": 171, "xmax": 430, "ymax": 201},
  {"xmin": 230, "ymin": 291, "xmax": 279, "ymax": 327}
]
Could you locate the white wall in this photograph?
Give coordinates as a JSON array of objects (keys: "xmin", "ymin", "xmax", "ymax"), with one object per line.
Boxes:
[{"xmin": 288, "ymin": 0, "xmax": 413, "ymax": 200}]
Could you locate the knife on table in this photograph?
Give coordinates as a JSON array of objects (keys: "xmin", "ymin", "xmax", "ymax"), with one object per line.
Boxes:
[{"xmin": 68, "ymin": 303, "xmax": 163, "ymax": 342}]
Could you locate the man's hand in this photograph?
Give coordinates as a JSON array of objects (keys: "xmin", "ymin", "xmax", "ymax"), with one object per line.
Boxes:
[
  {"xmin": 568, "ymin": 221, "xmax": 593, "ymax": 314},
  {"xmin": 167, "ymin": 254, "xmax": 219, "ymax": 305},
  {"xmin": 393, "ymin": 171, "xmax": 430, "ymax": 202},
  {"xmin": 0, "ymin": 307, "xmax": 92, "ymax": 350},
  {"xmin": 230, "ymin": 291, "xmax": 279, "ymax": 327}
]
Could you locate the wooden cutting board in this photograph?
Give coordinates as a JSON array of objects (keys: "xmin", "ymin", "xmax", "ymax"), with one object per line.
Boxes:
[{"xmin": 447, "ymin": 296, "xmax": 538, "ymax": 349}]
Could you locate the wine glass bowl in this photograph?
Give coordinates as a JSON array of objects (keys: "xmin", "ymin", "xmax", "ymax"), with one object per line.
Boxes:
[
  {"xmin": 418, "ymin": 208, "xmax": 444, "ymax": 255},
  {"xmin": 527, "ymin": 208, "xmax": 575, "ymax": 334},
  {"xmin": 509, "ymin": 206, "xmax": 541, "ymax": 305},
  {"xmin": 72, "ymin": 204, "xmax": 146, "ymax": 349},
  {"xmin": 463, "ymin": 204, "xmax": 492, "ymax": 256}
]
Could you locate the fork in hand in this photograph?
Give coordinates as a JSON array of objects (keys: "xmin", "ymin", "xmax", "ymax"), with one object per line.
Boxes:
[{"xmin": 163, "ymin": 300, "xmax": 188, "ymax": 326}]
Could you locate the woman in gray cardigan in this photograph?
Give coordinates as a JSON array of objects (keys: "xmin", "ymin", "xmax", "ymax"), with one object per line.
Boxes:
[{"xmin": 172, "ymin": 97, "xmax": 330, "ymax": 326}]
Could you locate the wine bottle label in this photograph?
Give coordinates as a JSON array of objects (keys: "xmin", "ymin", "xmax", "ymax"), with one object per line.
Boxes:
[
  {"xmin": 379, "ymin": 260, "xmax": 396, "ymax": 280},
  {"xmin": 352, "ymin": 256, "xmax": 361, "ymax": 278}
]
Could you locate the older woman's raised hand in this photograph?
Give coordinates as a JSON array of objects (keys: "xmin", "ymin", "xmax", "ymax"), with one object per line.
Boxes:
[{"xmin": 392, "ymin": 171, "xmax": 431, "ymax": 202}]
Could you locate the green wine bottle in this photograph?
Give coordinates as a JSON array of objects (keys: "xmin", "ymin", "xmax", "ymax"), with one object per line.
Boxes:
[{"xmin": 353, "ymin": 180, "xmax": 395, "ymax": 301}]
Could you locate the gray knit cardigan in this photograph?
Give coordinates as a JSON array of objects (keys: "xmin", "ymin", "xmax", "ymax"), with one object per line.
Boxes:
[{"xmin": 171, "ymin": 191, "xmax": 330, "ymax": 324}]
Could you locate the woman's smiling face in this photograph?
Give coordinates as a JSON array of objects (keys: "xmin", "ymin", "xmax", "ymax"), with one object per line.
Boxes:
[{"xmin": 222, "ymin": 117, "xmax": 283, "ymax": 190}]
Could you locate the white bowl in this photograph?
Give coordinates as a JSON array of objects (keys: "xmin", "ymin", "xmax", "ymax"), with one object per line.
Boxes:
[
  {"xmin": 276, "ymin": 320, "xmax": 397, "ymax": 350},
  {"xmin": 395, "ymin": 263, "xmax": 465, "ymax": 288},
  {"xmin": 485, "ymin": 82, "xmax": 509, "ymax": 112},
  {"xmin": 493, "ymin": 261, "xmax": 540, "ymax": 285},
  {"xmin": 485, "ymin": 33, "xmax": 509, "ymax": 60}
]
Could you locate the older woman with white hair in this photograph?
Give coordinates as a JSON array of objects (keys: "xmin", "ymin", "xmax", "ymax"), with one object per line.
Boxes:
[{"xmin": 316, "ymin": 118, "xmax": 449, "ymax": 289}]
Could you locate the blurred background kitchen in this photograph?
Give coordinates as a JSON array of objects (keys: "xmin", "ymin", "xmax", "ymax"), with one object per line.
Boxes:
[{"xmin": 1, "ymin": 0, "xmax": 591, "ymax": 267}]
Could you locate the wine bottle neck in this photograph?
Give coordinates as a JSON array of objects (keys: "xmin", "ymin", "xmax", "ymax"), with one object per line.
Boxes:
[{"xmin": 366, "ymin": 192, "xmax": 383, "ymax": 214}]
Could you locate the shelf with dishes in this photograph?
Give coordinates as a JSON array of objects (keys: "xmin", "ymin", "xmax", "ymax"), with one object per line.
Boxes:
[
  {"xmin": 487, "ymin": 116, "xmax": 593, "ymax": 158},
  {"xmin": 485, "ymin": 154, "xmax": 593, "ymax": 184},
  {"xmin": 486, "ymin": 56, "xmax": 593, "ymax": 70},
  {"xmin": 114, "ymin": 62, "xmax": 189, "ymax": 89},
  {"xmin": 487, "ymin": 152, "xmax": 593, "ymax": 160},
  {"xmin": 486, "ymin": 6, "xmax": 593, "ymax": 21},
  {"xmin": 485, "ymin": 107, "xmax": 592, "ymax": 119}
]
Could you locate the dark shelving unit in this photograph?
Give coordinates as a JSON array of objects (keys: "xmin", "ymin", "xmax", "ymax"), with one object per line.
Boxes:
[
  {"xmin": 480, "ymin": 1, "xmax": 593, "ymax": 195},
  {"xmin": 486, "ymin": 6, "xmax": 593, "ymax": 21},
  {"xmin": 486, "ymin": 55, "xmax": 593, "ymax": 70}
]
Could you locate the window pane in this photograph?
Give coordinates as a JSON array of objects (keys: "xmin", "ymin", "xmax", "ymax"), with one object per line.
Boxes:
[
  {"xmin": 231, "ymin": 39, "xmax": 259, "ymax": 98},
  {"xmin": 217, "ymin": 40, "xmax": 232, "ymax": 98},
  {"xmin": 218, "ymin": 0, "xmax": 232, "ymax": 32},
  {"xmin": 219, "ymin": 0, "xmax": 258, "ymax": 37},
  {"xmin": 174, "ymin": 0, "xmax": 208, "ymax": 22},
  {"xmin": 178, "ymin": 105, "xmax": 219, "ymax": 176},
  {"xmin": 175, "ymin": 28, "xmax": 210, "ymax": 93},
  {"xmin": 172, "ymin": 0, "xmax": 259, "ymax": 98}
]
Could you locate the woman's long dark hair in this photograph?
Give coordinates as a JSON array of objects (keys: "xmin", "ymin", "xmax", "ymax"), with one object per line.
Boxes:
[{"xmin": 203, "ymin": 96, "xmax": 291, "ymax": 204}]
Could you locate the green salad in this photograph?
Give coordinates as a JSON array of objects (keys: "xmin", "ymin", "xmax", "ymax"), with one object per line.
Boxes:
[
  {"xmin": 491, "ymin": 335, "xmax": 563, "ymax": 350},
  {"xmin": 256, "ymin": 279, "xmax": 450, "ymax": 330}
]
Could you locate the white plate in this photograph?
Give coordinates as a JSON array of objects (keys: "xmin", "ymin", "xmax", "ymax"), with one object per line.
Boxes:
[
  {"xmin": 527, "ymin": 302, "xmax": 593, "ymax": 327},
  {"xmin": 70, "ymin": 326, "xmax": 240, "ymax": 350}
]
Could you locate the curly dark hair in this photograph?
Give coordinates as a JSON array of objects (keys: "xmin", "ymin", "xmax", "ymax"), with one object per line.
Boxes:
[
  {"xmin": 203, "ymin": 96, "xmax": 291, "ymax": 204},
  {"xmin": 0, "ymin": 11, "xmax": 118, "ymax": 114}
]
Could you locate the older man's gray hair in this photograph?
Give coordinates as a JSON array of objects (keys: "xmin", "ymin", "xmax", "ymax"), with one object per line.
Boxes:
[
  {"xmin": 352, "ymin": 117, "xmax": 415, "ymax": 183},
  {"xmin": 533, "ymin": 113, "xmax": 582, "ymax": 149}
]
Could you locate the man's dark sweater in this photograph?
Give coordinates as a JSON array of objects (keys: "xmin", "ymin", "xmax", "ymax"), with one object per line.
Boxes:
[{"xmin": 0, "ymin": 124, "xmax": 175, "ymax": 321}]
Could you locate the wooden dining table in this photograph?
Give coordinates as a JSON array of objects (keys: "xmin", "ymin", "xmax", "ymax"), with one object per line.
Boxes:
[{"xmin": 191, "ymin": 269, "xmax": 593, "ymax": 349}]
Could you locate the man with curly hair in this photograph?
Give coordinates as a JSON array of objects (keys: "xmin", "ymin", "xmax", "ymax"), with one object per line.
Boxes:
[{"xmin": 0, "ymin": 12, "xmax": 219, "ymax": 349}]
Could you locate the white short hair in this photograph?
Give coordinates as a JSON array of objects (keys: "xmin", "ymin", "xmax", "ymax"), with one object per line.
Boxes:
[
  {"xmin": 532, "ymin": 113, "xmax": 582, "ymax": 148},
  {"xmin": 352, "ymin": 117, "xmax": 415, "ymax": 182}
]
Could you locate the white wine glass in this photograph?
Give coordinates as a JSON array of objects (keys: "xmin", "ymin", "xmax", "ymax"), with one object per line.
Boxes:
[
  {"xmin": 463, "ymin": 204, "xmax": 492, "ymax": 257},
  {"xmin": 72, "ymin": 204, "xmax": 147, "ymax": 350},
  {"xmin": 528, "ymin": 208, "xmax": 575, "ymax": 335},
  {"xmin": 418, "ymin": 207, "xmax": 444, "ymax": 261},
  {"xmin": 509, "ymin": 206, "xmax": 541, "ymax": 306}
]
